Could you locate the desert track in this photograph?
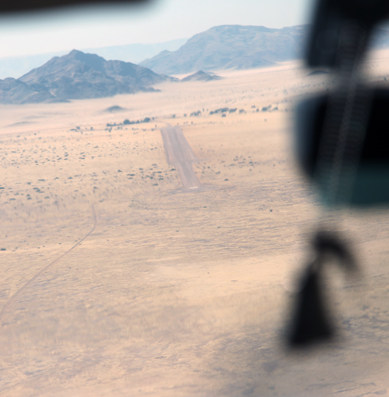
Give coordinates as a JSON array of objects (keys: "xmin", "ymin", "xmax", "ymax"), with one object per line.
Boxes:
[
  {"xmin": 160, "ymin": 125, "xmax": 200, "ymax": 189},
  {"xmin": 0, "ymin": 205, "xmax": 97, "ymax": 326}
]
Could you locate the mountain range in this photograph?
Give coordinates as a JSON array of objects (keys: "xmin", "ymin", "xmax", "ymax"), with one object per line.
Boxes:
[
  {"xmin": 141, "ymin": 24, "xmax": 389, "ymax": 75},
  {"xmin": 181, "ymin": 70, "xmax": 222, "ymax": 82},
  {"xmin": 0, "ymin": 50, "xmax": 171, "ymax": 104},
  {"xmin": 2, "ymin": 24, "xmax": 389, "ymax": 104},
  {"xmin": 0, "ymin": 39, "xmax": 187, "ymax": 80},
  {"xmin": 140, "ymin": 25, "xmax": 308, "ymax": 75}
]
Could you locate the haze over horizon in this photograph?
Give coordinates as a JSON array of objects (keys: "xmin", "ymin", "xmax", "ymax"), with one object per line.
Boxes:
[{"xmin": 0, "ymin": 0, "xmax": 311, "ymax": 59}]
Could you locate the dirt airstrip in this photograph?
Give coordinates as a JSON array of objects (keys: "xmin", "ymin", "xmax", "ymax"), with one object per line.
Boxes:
[
  {"xmin": 160, "ymin": 125, "xmax": 200, "ymax": 190},
  {"xmin": 0, "ymin": 56, "xmax": 388, "ymax": 396}
]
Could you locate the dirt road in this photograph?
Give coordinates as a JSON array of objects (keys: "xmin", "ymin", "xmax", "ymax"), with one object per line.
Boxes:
[{"xmin": 160, "ymin": 125, "xmax": 200, "ymax": 189}]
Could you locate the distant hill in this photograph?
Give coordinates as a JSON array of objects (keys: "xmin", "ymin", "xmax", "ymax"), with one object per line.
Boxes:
[
  {"xmin": 0, "ymin": 50, "xmax": 172, "ymax": 104},
  {"xmin": 0, "ymin": 77, "xmax": 54, "ymax": 104},
  {"xmin": 181, "ymin": 70, "xmax": 222, "ymax": 82},
  {"xmin": 0, "ymin": 39, "xmax": 187, "ymax": 80},
  {"xmin": 103, "ymin": 105, "xmax": 127, "ymax": 113},
  {"xmin": 0, "ymin": 52, "xmax": 66, "ymax": 80},
  {"xmin": 140, "ymin": 25, "xmax": 308, "ymax": 75},
  {"xmin": 88, "ymin": 38, "xmax": 187, "ymax": 66}
]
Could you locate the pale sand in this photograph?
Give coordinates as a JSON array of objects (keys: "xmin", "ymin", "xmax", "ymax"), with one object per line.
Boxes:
[{"xmin": 0, "ymin": 59, "xmax": 388, "ymax": 396}]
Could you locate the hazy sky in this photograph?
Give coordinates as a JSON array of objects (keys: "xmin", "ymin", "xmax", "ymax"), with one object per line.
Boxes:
[{"xmin": 0, "ymin": 0, "xmax": 311, "ymax": 58}]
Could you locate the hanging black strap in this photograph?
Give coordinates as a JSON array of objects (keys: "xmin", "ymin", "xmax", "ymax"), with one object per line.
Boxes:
[{"xmin": 286, "ymin": 230, "xmax": 358, "ymax": 348}]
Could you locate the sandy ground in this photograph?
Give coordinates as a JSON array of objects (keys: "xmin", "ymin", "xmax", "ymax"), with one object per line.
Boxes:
[{"xmin": 0, "ymin": 58, "xmax": 388, "ymax": 396}]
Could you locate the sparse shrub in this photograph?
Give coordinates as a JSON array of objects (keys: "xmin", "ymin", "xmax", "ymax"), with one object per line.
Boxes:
[{"xmin": 209, "ymin": 107, "xmax": 231, "ymax": 115}]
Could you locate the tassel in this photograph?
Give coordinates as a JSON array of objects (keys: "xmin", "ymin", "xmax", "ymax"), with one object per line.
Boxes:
[
  {"xmin": 287, "ymin": 259, "xmax": 334, "ymax": 347},
  {"xmin": 286, "ymin": 230, "xmax": 357, "ymax": 348}
]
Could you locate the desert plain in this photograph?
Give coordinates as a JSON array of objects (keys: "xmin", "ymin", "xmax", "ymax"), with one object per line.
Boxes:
[{"xmin": 0, "ymin": 56, "xmax": 389, "ymax": 396}]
